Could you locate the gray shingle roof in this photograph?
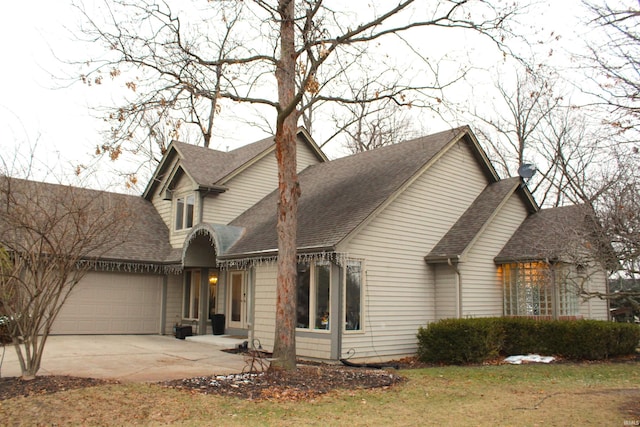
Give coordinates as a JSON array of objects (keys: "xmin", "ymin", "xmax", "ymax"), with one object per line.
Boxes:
[
  {"xmin": 224, "ymin": 127, "xmax": 474, "ymax": 257},
  {"xmin": 103, "ymin": 195, "xmax": 175, "ymax": 264},
  {"xmin": 495, "ymin": 204, "xmax": 595, "ymax": 263},
  {"xmin": 144, "ymin": 129, "xmax": 327, "ymax": 199},
  {"xmin": 172, "ymin": 135, "xmax": 275, "ymax": 187},
  {"xmin": 0, "ymin": 177, "xmax": 174, "ymax": 266},
  {"xmin": 425, "ymin": 177, "xmax": 523, "ymax": 262}
]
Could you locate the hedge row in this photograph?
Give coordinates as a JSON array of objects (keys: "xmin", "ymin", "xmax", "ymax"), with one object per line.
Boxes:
[{"xmin": 417, "ymin": 317, "xmax": 640, "ymax": 364}]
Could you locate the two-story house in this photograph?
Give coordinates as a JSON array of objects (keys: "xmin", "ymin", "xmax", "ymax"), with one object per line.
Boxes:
[{"xmin": 9, "ymin": 126, "xmax": 608, "ymax": 363}]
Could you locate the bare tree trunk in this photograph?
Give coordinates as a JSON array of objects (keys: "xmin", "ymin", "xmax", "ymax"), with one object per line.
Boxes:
[
  {"xmin": 13, "ymin": 334, "xmax": 47, "ymax": 380},
  {"xmin": 271, "ymin": 0, "xmax": 300, "ymax": 371}
]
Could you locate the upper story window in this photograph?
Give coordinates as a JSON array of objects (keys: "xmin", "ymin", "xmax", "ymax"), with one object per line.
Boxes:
[{"xmin": 175, "ymin": 194, "xmax": 195, "ymax": 230}]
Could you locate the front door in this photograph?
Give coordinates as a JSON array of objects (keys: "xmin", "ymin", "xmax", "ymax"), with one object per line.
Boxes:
[{"xmin": 227, "ymin": 271, "xmax": 247, "ymax": 329}]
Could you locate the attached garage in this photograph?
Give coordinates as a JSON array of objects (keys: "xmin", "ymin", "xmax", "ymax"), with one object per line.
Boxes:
[{"xmin": 52, "ymin": 272, "xmax": 164, "ymax": 335}]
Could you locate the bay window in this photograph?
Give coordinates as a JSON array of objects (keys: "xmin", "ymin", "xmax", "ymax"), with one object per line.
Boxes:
[
  {"xmin": 296, "ymin": 260, "xmax": 331, "ymax": 330},
  {"xmin": 345, "ymin": 260, "xmax": 362, "ymax": 331},
  {"xmin": 502, "ymin": 262, "xmax": 579, "ymax": 317}
]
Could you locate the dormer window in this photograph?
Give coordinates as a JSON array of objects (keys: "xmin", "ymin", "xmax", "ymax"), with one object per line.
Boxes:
[{"xmin": 175, "ymin": 194, "xmax": 195, "ymax": 230}]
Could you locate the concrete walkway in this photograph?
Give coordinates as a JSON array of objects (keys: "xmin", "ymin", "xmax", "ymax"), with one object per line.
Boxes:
[{"xmin": 0, "ymin": 335, "xmax": 249, "ymax": 382}]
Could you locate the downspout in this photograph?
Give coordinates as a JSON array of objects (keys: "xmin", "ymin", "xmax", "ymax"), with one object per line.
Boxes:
[
  {"xmin": 447, "ymin": 256, "xmax": 462, "ymax": 318},
  {"xmin": 198, "ymin": 191, "xmax": 204, "ymax": 224}
]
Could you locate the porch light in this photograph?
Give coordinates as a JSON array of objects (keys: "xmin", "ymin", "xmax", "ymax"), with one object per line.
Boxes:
[{"xmin": 209, "ymin": 274, "xmax": 218, "ymax": 285}]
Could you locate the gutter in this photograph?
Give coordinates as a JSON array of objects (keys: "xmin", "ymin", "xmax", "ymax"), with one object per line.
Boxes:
[
  {"xmin": 218, "ymin": 246, "xmax": 337, "ymax": 262},
  {"xmin": 197, "ymin": 184, "xmax": 228, "ymax": 194}
]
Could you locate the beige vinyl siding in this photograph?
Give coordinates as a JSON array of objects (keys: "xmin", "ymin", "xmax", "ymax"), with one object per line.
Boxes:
[
  {"xmin": 252, "ymin": 263, "xmax": 278, "ymax": 351},
  {"xmin": 460, "ymin": 193, "xmax": 529, "ymax": 317},
  {"xmin": 202, "ymin": 140, "xmax": 322, "ymax": 225},
  {"xmin": 296, "ymin": 336, "xmax": 332, "ymax": 359},
  {"xmin": 203, "ymin": 153, "xmax": 279, "ymax": 225},
  {"xmin": 152, "ymin": 197, "xmax": 173, "ymax": 231},
  {"xmin": 434, "ymin": 264, "xmax": 458, "ymax": 320},
  {"xmin": 251, "ymin": 262, "xmax": 332, "ymax": 359},
  {"xmin": 150, "ymin": 156, "xmax": 180, "ymax": 230},
  {"xmin": 164, "ymin": 274, "xmax": 184, "ymax": 334},
  {"xmin": 296, "ymin": 139, "xmax": 322, "ymax": 170},
  {"xmin": 341, "ymin": 140, "xmax": 491, "ymax": 361},
  {"xmin": 579, "ymin": 268, "xmax": 609, "ymax": 320}
]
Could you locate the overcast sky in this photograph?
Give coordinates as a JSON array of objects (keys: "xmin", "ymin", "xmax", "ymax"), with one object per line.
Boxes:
[{"xmin": 1, "ymin": 1, "xmax": 589, "ymax": 191}]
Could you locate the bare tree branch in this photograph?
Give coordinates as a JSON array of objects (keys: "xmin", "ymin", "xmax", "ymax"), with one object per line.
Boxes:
[{"xmin": 0, "ymin": 176, "xmax": 132, "ymax": 379}]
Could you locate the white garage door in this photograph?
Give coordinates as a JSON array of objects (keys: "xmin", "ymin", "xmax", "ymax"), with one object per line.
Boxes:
[{"xmin": 52, "ymin": 272, "xmax": 163, "ymax": 334}]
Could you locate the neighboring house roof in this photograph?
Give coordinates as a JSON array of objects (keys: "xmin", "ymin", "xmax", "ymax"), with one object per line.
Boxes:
[
  {"xmin": 425, "ymin": 177, "xmax": 533, "ymax": 263},
  {"xmin": 495, "ymin": 204, "xmax": 599, "ymax": 264},
  {"xmin": 0, "ymin": 177, "xmax": 175, "ymax": 268},
  {"xmin": 143, "ymin": 128, "xmax": 326, "ymax": 199},
  {"xmin": 223, "ymin": 126, "xmax": 495, "ymax": 258}
]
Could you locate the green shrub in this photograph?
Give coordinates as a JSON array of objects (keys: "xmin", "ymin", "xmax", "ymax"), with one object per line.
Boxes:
[
  {"xmin": 609, "ymin": 322, "xmax": 640, "ymax": 356},
  {"xmin": 501, "ymin": 317, "xmax": 545, "ymax": 355},
  {"xmin": 417, "ymin": 318, "xmax": 503, "ymax": 364},
  {"xmin": 537, "ymin": 320, "xmax": 640, "ymax": 360},
  {"xmin": 417, "ymin": 317, "xmax": 640, "ymax": 364}
]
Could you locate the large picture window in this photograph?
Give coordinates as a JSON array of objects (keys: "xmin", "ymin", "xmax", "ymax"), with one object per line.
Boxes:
[
  {"xmin": 296, "ymin": 260, "xmax": 331, "ymax": 330},
  {"xmin": 345, "ymin": 260, "xmax": 362, "ymax": 331},
  {"xmin": 502, "ymin": 262, "xmax": 578, "ymax": 317},
  {"xmin": 175, "ymin": 194, "xmax": 195, "ymax": 230}
]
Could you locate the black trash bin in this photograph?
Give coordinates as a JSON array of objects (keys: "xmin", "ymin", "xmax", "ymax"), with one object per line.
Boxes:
[
  {"xmin": 175, "ymin": 325, "xmax": 192, "ymax": 340},
  {"xmin": 211, "ymin": 314, "xmax": 225, "ymax": 335}
]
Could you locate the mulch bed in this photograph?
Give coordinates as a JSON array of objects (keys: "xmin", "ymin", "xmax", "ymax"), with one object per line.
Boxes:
[
  {"xmin": 0, "ymin": 362, "xmax": 406, "ymax": 402},
  {"xmin": 161, "ymin": 364, "xmax": 404, "ymax": 401},
  {"xmin": 0, "ymin": 376, "xmax": 117, "ymax": 401}
]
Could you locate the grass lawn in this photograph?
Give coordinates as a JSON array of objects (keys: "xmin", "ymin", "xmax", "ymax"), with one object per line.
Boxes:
[{"xmin": 1, "ymin": 362, "xmax": 638, "ymax": 426}]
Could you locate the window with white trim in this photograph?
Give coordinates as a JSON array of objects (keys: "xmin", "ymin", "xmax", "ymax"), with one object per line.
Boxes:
[
  {"xmin": 502, "ymin": 262, "xmax": 579, "ymax": 317},
  {"xmin": 345, "ymin": 260, "xmax": 363, "ymax": 331},
  {"xmin": 296, "ymin": 260, "xmax": 331, "ymax": 330},
  {"xmin": 175, "ymin": 194, "xmax": 195, "ymax": 230},
  {"xmin": 183, "ymin": 270, "xmax": 201, "ymax": 319}
]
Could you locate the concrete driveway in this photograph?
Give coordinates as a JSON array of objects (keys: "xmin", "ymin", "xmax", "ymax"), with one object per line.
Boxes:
[{"xmin": 0, "ymin": 335, "xmax": 248, "ymax": 382}]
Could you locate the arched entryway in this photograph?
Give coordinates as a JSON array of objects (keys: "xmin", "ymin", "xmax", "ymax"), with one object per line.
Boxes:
[
  {"xmin": 181, "ymin": 224, "xmax": 246, "ymax": 336},
  {"xmin": 182, "ymin": 225, "xmax": 221, "ymax": 335}
]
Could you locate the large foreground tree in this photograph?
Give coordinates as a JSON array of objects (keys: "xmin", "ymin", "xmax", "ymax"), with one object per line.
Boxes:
[
  {"xmin": 0, "ymin": 176, "xmax": 130, "ymax": 379},
  {"xmin": 76, "ymin": 0, "xmax": 524, "ymax": 370}
]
